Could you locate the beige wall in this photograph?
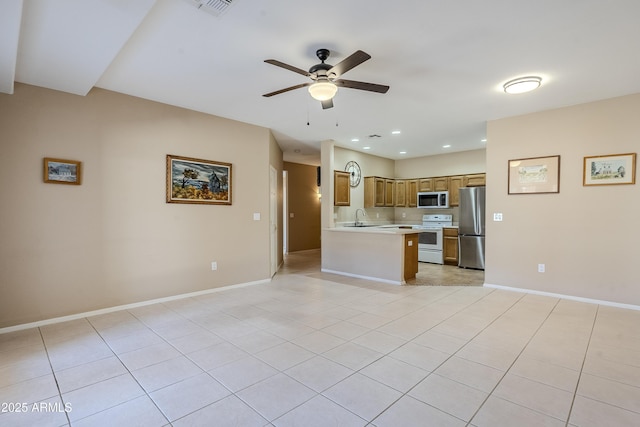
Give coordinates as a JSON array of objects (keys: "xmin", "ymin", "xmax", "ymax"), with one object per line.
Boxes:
[
  {"xmin": 486, "ymin": 93, "xmax": 640, "ymax": 307},
  {"xmin": 269, "ymin": 131, "xmax": 284, "ymax": 270},
  {"xmin": 283, "ymin": 162, "xmax": 321, "ymax": 252},
  {"xmin": 0, "ymin": 84, "xmax": 279, "ymax": 328},
  {"xmin": 394, "ymin": 149, "xmax": 486, "ymax": 179}
]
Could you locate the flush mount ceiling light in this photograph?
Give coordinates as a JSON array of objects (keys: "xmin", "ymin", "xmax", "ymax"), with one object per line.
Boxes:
[
  {"xmin": 308, "ymin": 80, "xmax": 338, "ymax": 101},
  {"xmin": 503, "ymin": 76, "xmax": 542, "ymax": 94}
]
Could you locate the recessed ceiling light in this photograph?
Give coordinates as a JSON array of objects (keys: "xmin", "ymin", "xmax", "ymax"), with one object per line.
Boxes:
[
  {"xmin": 363, "ymin": 146, "xmax": 371, "ymax": 150},
  {"xmin": 443, "ymin": 144, "xmax": 451, "ymax": 148},
  {"xmin": 503, "ymin": 76, "xmax": 542, "ymax": 94},
  {"xmin": 391, "ymin": 130, "xmax": 401, "ymax": 135},
  {"xmin": 481, "ymin": 139, "xmax": 487, "ymax": 142},
  {"xmin": 351, "ymin": 138, "xmax": 359, "ymax": 142},
  {"xmin": 399, "ymin": 151, "xmax": 407, "ymax": 154}
]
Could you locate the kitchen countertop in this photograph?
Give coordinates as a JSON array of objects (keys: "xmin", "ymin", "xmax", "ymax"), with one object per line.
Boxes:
[{"xmin": 326, "ymin": 225, "xmax": 420, "ymax": 235}]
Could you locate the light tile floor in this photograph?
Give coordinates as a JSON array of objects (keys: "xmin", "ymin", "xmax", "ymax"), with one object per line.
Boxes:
[{"xmin": 1, "ymin": 249, "xmax": 640, "ymax": 426}]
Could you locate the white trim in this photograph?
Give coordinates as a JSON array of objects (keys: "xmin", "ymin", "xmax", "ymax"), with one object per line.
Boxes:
[
  {"xmin": 321, "ymin": 268, "xmax": 403, "ymax": 285},
  {"xmin": 484, "ymin": 283, "xmax": 640, "ymax": 311},
  {"xmin": 0, "ymin": 279, "xmax": 271, "ymax": 335}
]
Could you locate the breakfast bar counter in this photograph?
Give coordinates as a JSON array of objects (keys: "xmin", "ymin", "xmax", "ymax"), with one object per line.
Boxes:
[{"xmin": 321, "ymin": 226, "xmax": 419, "ymax": 285}]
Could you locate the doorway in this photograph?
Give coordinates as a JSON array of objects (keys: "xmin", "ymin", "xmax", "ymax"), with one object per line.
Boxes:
[{"xmin": 269, "ymin": 166, "xmax": 278, "ymax": 277}]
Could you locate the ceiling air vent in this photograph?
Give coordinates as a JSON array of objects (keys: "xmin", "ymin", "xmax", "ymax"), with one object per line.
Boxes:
[{"xmin": 189, "ymin": 0, "xmax": 235, "ymax": 17}]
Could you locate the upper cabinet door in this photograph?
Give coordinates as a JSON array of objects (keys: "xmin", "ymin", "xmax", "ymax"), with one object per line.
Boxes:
[{"xmin": 334, "ymin": 170, "xmax": 350, "ymax": 206}]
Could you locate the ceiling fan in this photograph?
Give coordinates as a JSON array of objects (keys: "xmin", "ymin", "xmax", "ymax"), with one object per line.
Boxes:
[{"xmin": 262, "ymin": 49, "xmax": 390, "ymax": 109}]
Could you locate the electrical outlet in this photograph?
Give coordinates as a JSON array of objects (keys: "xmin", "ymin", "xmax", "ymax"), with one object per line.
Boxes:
[
  {"xmin": 538, "ymin": 263, "xmax": 545, "ymax": 273},
  {"xmin": 493, "ymin": 213, "xmax": 503, "ymax": 221},
  {"xmin": 402, "ymin": 212, "xmax": 406, "ymax": 218},
  {"xmin": 211, "ymin": 262, "xmax": 217, "ymax": 271}
]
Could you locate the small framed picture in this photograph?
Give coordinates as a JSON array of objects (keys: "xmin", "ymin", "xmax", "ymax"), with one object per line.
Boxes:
[
  {"xmin": 43, "ymin": 158, "xmax": 82, "ymax": 185},
  {"xmin": 166, "ymin": 154, "xmax": 232, "ymax": 205},
  {"xmin": 508, "ymin": 155, "xmax": 560, "ymax": 194},
  {"xmin": 583, "ymin": 153, "xmax": 636, "ymax": 186}
]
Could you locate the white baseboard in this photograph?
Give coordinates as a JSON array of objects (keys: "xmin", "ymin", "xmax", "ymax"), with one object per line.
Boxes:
[
  {"xmin": 0, "ymin": 279, "xmax": 271, "ymax": 335},
  {"xmin": 321, "ymin": 268, "xmax": 403, "ymax": 285},
  {"xmin": 483, "ymin": 283, "xmax": 640, "ymax": 311}
]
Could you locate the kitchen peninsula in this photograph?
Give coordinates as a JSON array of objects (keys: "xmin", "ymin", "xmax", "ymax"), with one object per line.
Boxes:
[{"xmin": 321, "ymin": 226, "xmax": 419, "ymax": 285}]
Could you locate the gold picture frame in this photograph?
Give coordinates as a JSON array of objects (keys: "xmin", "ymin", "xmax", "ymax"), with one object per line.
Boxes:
[
  {"xmin": 166, "ymin": 155, "xmax": 232, "ymax": 205},
  {"xmin": 43, "ymin": 157, "xmax": 82, "ymax": 185},
  {"xmin": 583, "ymin": 153, "xmax": 636, "ymax": 186},
  {"xmin": 508, "ymin": 155, "xmax": 560, "ymax": 194}
]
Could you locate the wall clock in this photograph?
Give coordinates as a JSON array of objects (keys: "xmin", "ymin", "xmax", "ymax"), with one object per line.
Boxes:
[{"xmin": 345, "ymin": 161, "xmax": 361, "ymax": 187}]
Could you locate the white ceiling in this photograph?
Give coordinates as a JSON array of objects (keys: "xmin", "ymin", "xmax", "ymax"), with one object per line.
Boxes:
[{"xmin": 3, "ymin": 0, "xmax": 640, "ymax": 165}]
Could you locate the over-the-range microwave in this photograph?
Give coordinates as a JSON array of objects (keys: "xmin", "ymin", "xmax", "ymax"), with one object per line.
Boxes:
[{"xmin": 417, "ymin": 191, "xmax": 449, "ymax": 208}]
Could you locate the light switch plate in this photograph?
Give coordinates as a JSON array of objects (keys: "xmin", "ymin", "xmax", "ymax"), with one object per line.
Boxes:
[{"xmin": 253, "ymin": 213, "xmax": 260, "ymax": 221}]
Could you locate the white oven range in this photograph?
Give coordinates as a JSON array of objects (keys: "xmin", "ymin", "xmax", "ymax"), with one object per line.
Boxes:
[{"xmin": 413, "ymin": 214, "xmax": 453, "ymax": 264}]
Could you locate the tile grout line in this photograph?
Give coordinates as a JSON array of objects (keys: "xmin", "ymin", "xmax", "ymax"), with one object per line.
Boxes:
[
  {"xmin": 255, "ymin": 286, "xmax": 488, "ymax": 424},
  {"xmin": 78, "ymin": 317, "xmax": 172, "ymax": 425},
  {"xmin": 114, "ymin": 304, "xmax": 246, "ymax": 425},
  {"xmin": 457, "ymin": 295, "xmax": 563, "ymax": 426},
  {"xmin": 563, "ymin": 304, "xmax": 600, "ymax": 427},
  {"xmin": 37, "ymin": 326, "xmax": 72, "ymax": 427},
  {"xmin": 363, "ymin": 287, "xmax": 530, "ymax": 425}
]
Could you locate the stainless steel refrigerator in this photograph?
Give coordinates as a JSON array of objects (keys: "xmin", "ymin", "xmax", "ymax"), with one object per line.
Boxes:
[{"xmin": 458, "ymin": 186, "xmax": 486, "ymax": 270}]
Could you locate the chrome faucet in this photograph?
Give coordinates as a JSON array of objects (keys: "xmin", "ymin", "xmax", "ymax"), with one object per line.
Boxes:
[{"xmin": 355, "ymin": 208, "xmax": 366, "ymax": 226}]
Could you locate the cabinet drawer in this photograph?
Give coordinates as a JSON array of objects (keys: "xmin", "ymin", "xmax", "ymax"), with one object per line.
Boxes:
[{"xmin": 443, "ymin": 228, "xmax": 458, "ymax": 237}]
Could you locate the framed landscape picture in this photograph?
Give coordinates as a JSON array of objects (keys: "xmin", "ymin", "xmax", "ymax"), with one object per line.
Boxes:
[
  {"xmin": 43, "ymin": 158, "xmax": 82, "ymax": 185},
  {"xmin": 508, "ymin": 155, "xmax": 560, "ymax": 194},
  {"xmin": 583, "ymin": 153, "xmax": 636, "ymax": 186},
  {"xmin": 166, "ymin": 155, "xmax": 232, "ymax": 205}
]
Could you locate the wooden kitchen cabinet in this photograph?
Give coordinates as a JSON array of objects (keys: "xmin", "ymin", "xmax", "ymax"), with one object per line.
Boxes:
[
  {"xmin": 418, "ymin": 178, "xmax": 433, "ymax": 192},
  {"xmin": 443, "ymin": 227, "xmax": 459, "ymax": 265},
  {"xmin": 464, "ymin": 173, "xmax": 486, "ymax": 187},
  {"xmin": 364, "ymin": 176, "xmax": 385, "ymax": 208},
  {"xmin": 334, "ymin": 170, "xmax": 350, "ymax": 206},
  {"xmin": 384, "ymin": 179, "xmax": 395, "ymax": 206},
  {"xmin": 433, "ymin": 176, "xmax": 449, "ymax": 192},
  {"xmin": 448, "ymin": 176, "xmax": 464, "ymax": 207},
  {"xmin": 404, "ymin": 233, "xmax": 419, "ymax": 280},
  {"xmin": 407, "ymin": 179, "xmax": 418, "ymax": 207},
  {"xmin": 395, "ymin": 179, "xmax": 406, "ymax": 207}
]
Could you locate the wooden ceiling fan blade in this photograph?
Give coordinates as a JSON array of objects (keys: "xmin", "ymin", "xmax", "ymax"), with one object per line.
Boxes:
[
  {"xmin": 263, "ymin": 83, "xmax": 310, "ymax": 97},
  {"xmin": 264, "ymin": 59, "xmax": 310, "ymax": 77},
  {"xmin": 321, "ymin": 99, "xmax": 334, "ymax": 109},
  {"xmin": 328, "ymin": 50, "xmax": 371, "ymax": 77},
  {"xmin": 335, "ymin": 79, "xmax": 389, "ymax": 93}
]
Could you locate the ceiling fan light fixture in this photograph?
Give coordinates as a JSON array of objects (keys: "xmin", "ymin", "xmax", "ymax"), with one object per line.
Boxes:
[
  {"xmin": 308, "ymin": 81, "xmax": 338, "ymax": 101},
  {"xmin": 503, "ymin": 76, "xmax": 542, "ymax": 94}
]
